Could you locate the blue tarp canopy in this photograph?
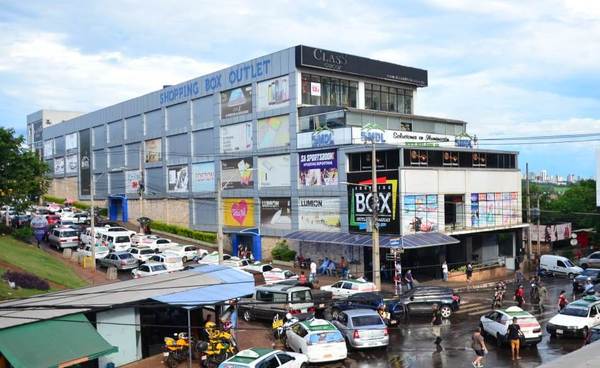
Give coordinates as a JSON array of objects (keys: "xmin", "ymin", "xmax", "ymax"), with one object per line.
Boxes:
[
  {"xmin": 152, "ymin": 264, "xmax": 255, "ymax": 308},
  {"xmin": 283, "ymin": 231, "xmax": 459, "ymax": 249}
]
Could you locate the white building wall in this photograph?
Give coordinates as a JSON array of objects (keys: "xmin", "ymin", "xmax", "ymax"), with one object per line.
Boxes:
[{"xmin": 97, "ymin": 308, "xmax": 141, "ymax": 367}]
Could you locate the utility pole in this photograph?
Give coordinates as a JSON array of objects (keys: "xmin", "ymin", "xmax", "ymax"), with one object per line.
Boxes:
[
  {"xmin": 526, "ymin": 163, "xmax": 532, "ymax": 271},
  {"xmin": 371, "ymin": 140, "xmax": 381, "ymax": 291},
  {"xmin": 217, "ymin": 175, "xmax": 224, "ymax": 265},
  {"xmin": 139, "ymin": 144, "xmax": 144, "ymax": 233},
  {"xmin": 537, "ymin": 195, "xmax": 541, "ymax": 256},
  {"xmin": 90, "ymin": 175, "xmax": 96, "ymax": 271}
]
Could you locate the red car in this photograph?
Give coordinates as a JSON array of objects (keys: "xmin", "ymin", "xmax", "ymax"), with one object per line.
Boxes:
[{"xmin": 46, "ymin": 215, "xmax": 60, "ymax": 225}]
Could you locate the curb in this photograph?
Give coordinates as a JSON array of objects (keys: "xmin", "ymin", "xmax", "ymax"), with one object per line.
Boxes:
[{"xmin": 454, "ymin": 278, "xmax": 517, "ymax": 293}]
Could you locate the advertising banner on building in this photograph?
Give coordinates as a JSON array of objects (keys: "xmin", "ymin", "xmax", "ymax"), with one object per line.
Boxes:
[
  {"xmin": 348, "ymin": 171, "xmax": 399, "ymax": 234},
  {"xmin": 296, "ymin": 127, "xmax": 353, "ymax": 149},
  {"xmin": 65, "ymin": 133, "xmax": 78, "ymax": 151},
  {"xmin": 298, "ymin": 197, "xmax": 341, "ymax": 231},
  {"xmin": 43, "ymin": 140, "xmax": 53, "ymax": 158},
  {"xmin": 167, "ymin": 166, "xmax": 189, "ymax": 192},
  {"xmin": 191, "ymin": 162, "xmax": 215, "ymax": 192},
  {"xmin": 257, "ymin": 115, "xmax": 290, "ymax": 149},
  {"xmin": 402, "ymin": 194, "xmax": 441, "ymax": 234},
  {"xmin": 299, "ymin": 149, "xmax": 338, "ymax": 186},
  {"xmin": 257, "ymin": 75, "xmax": 290, "ymax": 111},
  {"xmin": 221, "ymin": 85, "xmax": 252, "ymax": 118},
  {"xmin": 470, "ymin": 193, "xmax": 479, "ymax": 227},
  {"xmin": 125, "ymin": 170, "xmax": 142, "ymax": 194},
  {"xmin": 220, "ymin": 122, "xmax": 253, "ymax": 153},
  {"xmin": 224, "ymin": 198, "xmax": 255, "ymax": 227},
  {"xmin": 221, "ymin": 157, "xmax": 253, "ymax": 189},
  {"xmin": 260, "ymin": 197, "xmax": 292, "ymax": 229},
  {"xmin": 54, "ymin": 158, "xmax": 65, "ymax": 175},
  {"xmin": 472, "ymin": 192, "xmax": 520, "ymax": 227},
  {"xmin": 351, "ymin": 127, "xmax": 455, "ymax": 147},
  {"xmin": 258, "ymin": 155, "xmax": 290, "ymax": 188},
  {"xmin": 65, "ymin": 154, "xmax": 78, "ymax": 174},
  {"xmin": 79, "ymin": 129, "xmax": 91, "ymax": 195},
  {"xmin": 145, "ymin": 138, "xmax": 162, "ymax": 163}
]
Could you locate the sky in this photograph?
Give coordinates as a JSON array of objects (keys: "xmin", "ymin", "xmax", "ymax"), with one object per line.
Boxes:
[{"xmin": 0, "ymin": 0, "xmax": 599, "ymax": 178}]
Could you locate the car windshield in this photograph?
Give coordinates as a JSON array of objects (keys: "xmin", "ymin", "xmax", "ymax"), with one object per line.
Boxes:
[
  {"xmin": 61, "ymin": 231, "xmax": 78, "ymax": 237},
  {"xmin": 115, "ymin": 236, "xmax": 130, "ymax": 243},
  {"xmin": 564, "ymin": 260, "xmax": 575, "ymax": 267},
  {"xmin": 308, "ymin": 331, "xmax": 344, "ymax": 344},
  {"xmin": 352, "ymin": 315, "xmax": 384, "ymax": 327},
  {"xmin": 291, "ymin": 290, "xmax": 313, "ymax": 303},
  {"xmin": 560, "ymin": 306, "xmax": 588, "ymax": 317},
  {"xmin": 151, "ymin": 265, "xmax": 167, "ymax": 271},
  {"xmin": 118, "ymin": 253, "xmax": 133, "ymax": 260},
  {"xmin": 583, "ymin": 269, "xmax": 600, "ymax": 277}
]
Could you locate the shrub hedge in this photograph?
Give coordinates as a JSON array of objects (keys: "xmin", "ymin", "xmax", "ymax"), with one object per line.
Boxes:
[
  {"xmin": 3, "ymin": 270, "xmax": 50, "ymax": 290},
  {"xmin": 13, "ymin": 227, "xmax": 33, "ymax": 242},
  {"xmin": 271, "ymin": 240, "xmax": 296, "ymax": 262},
  {"xmin": 150, "ymin": 220, "xmax": 216, "ymax": 244},
  {"xmin": 42, "ymin": 195, "xmax": 108, "ymax": 216}
]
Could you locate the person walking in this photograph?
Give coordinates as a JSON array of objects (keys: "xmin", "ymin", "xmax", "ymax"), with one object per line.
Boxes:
[
  {"xmin": 442, "ymin": 261, "xmax": 449, "ymax": 282},
  {"xmin": 530, "ymin": 282, "xmax": 540, "ymax": 310},
  {"xmin": 298, "ymin": 271, "xmax": 308, "ymax": 285},
  {"xmin": 340, "ymin": 256, "xmax": 348, "ymax": 279},
  {"xmin": 309, "ymin": 260, "xmax": 317, "ymax": 283},
  {"xmin": 538, "ymin": 282, "xmax": 548, "ymax": 312},
  {"xmin": 431, "ymin": 304, "xmax": 443, "ymax": 349},
  {"xmin": 466, "ymin": 263, "xmax": 473, "ymax": 290},
  {"xmin": 514, "ymin": 285, "xmax": 525, "ymax": 308},
  {"xmin": 507, "ymin": 317, "xmax": 523, "ymax": 360},
  {"xmin": 558, "ymin": 290, "xmax": 569, "ymax": 311},
  {"xmin": 471, "ymin": 327, "xmax": 487, "ymax": 367},
  {"xmin": 405, "ymin": 270, "xmax": 414, "ymax": 290}
]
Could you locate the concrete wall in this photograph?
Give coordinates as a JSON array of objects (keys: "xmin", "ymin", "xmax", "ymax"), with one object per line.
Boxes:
[
  {"xmin": 127, "ymin": 198, "xmax": 190, "ymax": 227},
  {"xmin": 401, "ymin": 168, "xmax": 521, "ymax": 195},
  {"xmin": 47, "ymin": 177, "xmax": 78, "ymax": 199}
]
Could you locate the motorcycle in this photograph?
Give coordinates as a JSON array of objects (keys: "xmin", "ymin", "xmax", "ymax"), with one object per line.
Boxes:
[
  {"xmin": 198, "ymin": 321, "xmax": 238, "ymax": 368},
  {"xmin": 272, "ymin": 313, "xmax": 300, "ymax": 346},
  {"xmin": 163, "ymin": 332, "xmax": 191, "ymax": 368}
]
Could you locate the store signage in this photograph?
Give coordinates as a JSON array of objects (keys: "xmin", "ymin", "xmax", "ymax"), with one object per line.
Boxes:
[
  {"xmin": 224, "ymin": 198, "xmax": 255, "ymax": 227},
  {"xmin": 260, "ymin": 197, "xmax": 292, "ymax": 229},
  {"xmin": 348, "ymin": 171, "xmax": 399, "ymax": 234},
  {"xmin": 311, "ymin": 128, "xmax": 334, "ymax": 147},
  {"xmin": 360, "ymin": 125, "xmax": 385, "ymax": 143},
  {"xmin": 205, "ymin": 59, "xmax": 272, "ymax": 93},
  {"xmin": 298, "ymin": 149, "xmax": 338, "ymax": 186},
  {"xmin": 296, "ymin": 45, "xmax": 428, "ymax": 87},
  {"xmin": 310, "ymin": 82, "xmax": 321, "ymax": 96},
  {"xmin": 297, "ymin": 127, "xmax": 352, "ymax": 149},
  {"xmin": 160, "ymin": 81, "xmax": 200, "ymax": 105},
  {"xmin": 351, "ymin": 127, "xmax": 454, "ymax": 147}
]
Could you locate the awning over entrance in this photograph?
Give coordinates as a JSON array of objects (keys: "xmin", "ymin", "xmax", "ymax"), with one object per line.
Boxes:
[
  {"xmin": 283, "ymin": 231, "xmax": 459, "ymax": 249},
  {"xmin": 0, "ymin": 313, "xmax": 117, "ymax": 368}
]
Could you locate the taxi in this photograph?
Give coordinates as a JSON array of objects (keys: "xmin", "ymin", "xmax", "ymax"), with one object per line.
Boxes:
[
  {"xmin": 479, "ymin": 306, "xmax": 542, "ymax": 346},
  {"xmin": 320, "ymin": 279, "xmax": 377, "ymax": 298},
  {"xmin": 285, "ymin": 318, "xmax": 347, "ymax": 363},
  {"xmin": 218, "ymin": 348, "xmax": 308, "ymax": 368},
  {"xmin": 547, "ymin": 295, "xmax": 600, "ymax": 338}
]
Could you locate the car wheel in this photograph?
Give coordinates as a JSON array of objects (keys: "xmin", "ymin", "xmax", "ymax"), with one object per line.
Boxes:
[
  {"xmin": 440, "ymin": 305, "xmax": 452, "ymax": 318},
  {"xmin": 496, "ymin": 333, "xmax": 504, "ymax": 347},
  {"xmin": 582, "ymin": 264, "xmax": 589, "ymax": 269},
  {"xmin": 182, "ymin": 256, "xmax": 187, "ymax": 263},
  {"xmin": 331, "ymin": 308, "xmax": 341, "ymax": 320},
  {"xmin": 300, "ymin": 363, "xmax": 308, "ymax": 368},
  {"xmin": 582, "ymin": 327, "xmax": 589, "ymax": 339},
  {"xmin": 243, "ymin": 310, "xmax": 252, "ymax": 322},
  {"xmin": 568, "ymin": 273, "xmax": 575, "ymax": 280},
  {"xmin": 479, "ymin": 322, "xmax": 486, "ymax": 336}
]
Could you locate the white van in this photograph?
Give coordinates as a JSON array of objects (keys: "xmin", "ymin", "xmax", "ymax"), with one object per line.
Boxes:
[
  {"xmin": 102, "ymin": 232, "xmax": 133, "ymax": 252},
  {"xmin": 540, "ymin": 254, "xmax": 583, "ymax": 279}
]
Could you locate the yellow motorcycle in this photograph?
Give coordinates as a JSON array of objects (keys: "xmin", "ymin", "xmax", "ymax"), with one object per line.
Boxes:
[
  {"xmin": 163, "ymin": 332, "xmax": 191, "ymax": 368},
  {"xmin": 199, "ymin": 322, "xmax": 238, "ymax": 368}
]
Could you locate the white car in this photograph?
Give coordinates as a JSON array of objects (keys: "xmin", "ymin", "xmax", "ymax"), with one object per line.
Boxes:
[
  {"xmin": 263, "ymin": 269, "xmax": 298, "ymax": 285},
  {"xmin": 79, "ymin": 244, "xmax": 110, "ymax": 259},
  {"xmin": 242, "ymin": 262, "xmax": 275, "ymax": 273},
  {"xmin": 198, "ymin": 251, "xmax": 232, "ymax": 265},
  {"xmin": 131, "ymin": 233, "xmax": 158, "ymax": 246},
  {"xmin": 80, "ymin": 228, "xmax": 100, "ymax": 246},
  {"xmin": 131, "ymin": 262, "xmax": 169, "ymax": 278},
  {"xmin": 100, "ymin": 232, "xmax": 133, "ymax": 251},
  {"xmin": 286, "ymin": 318, "xmax": 347, "ymax": 363},
  {"xmin": 320, "ymin": 279, "xmax": 377, "ymax": 298},
  {"xmin": 147, "ymin": 253, "xmax": 184, "ymax": 272},
  {"xmin": 547, "ymin": 295, "xmax": 600, "ymax": 338},
  {"xmin": 129, "ymin": 246, "xmax": 157, "ymax": 262},
  {"xmin": 143, "ymin": 237, "xmax": 179, "ymax": 253},
  {"xmin": 223, "ymin": 257, "xmax": 252, "ymax": 268},
  {"xmin": 218, "ymin": 348, "xmax": 308, "ymax": 368},
  {"xmin": 164, "ymin": 245, "xmax": 207, "ymax": 263},
  {"xmin": 479, "ymin": 306, "xmax": 542, "ymax": 346}
]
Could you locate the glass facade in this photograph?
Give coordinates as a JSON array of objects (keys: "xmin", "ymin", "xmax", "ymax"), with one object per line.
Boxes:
[
  {"xmin": 365, "ymin": 82, "xmax": 413, "ymax": 114},
  {"xmin": 301, "ymin": 73, "xmax": 358, "ymax": 108}
]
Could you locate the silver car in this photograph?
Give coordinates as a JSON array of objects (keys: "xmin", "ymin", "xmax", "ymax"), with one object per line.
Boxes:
[
  {"xmin": 332, "ymin": 309, "xmax": 389, "ymax": 349},
  {"xmin": 580, "ymin": 252, "xmax": 600, "ymax": 269},
  {"xmin": 48, "ymin": 227, "xmax": 80, "ymax": 249},
  {"xmin": 99, "ymin": 251, "xmax": 139, "ymax": 270}
]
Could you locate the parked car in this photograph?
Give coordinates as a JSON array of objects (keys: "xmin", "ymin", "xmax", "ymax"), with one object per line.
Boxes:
[
  {"xmin": 129, "ymin": 246, "xmax": 157, "ymax": 262},
  {"xmin": 164, "ymin": 245, "xmax": 207, "ymax": 263},
  {"xmin": 272, "ymin": 280, "xmax": 333, "ymax": 317},
  {"xmin": 11, "ymin": 214, "xmax": 31, "ymax": 228},
  {"xmin": 218, "ymin": 348, "xmax": 309, "ymax": 368},
  {"xmin": 579, "ymin": 252, "xmax": 600, "ymax": 269},
  {"xmin": 242, "ymin": 262, "xmax": 275, "ymax": 273},
  {"xmin": 147, "ymin": 253, "xmax": 184, "ymax": 272},
  {"xmin": 79, "ymin": 244, "xmax": 110, "ymax": 259},
  {"xmin": 131, "ymin": 262, "xmax": 169, "ymax": 278},
  {"xmin": 80, "ymin": 228, "xmax": 101, "ymax": 246},
  {"xmin": 573, "ymin": 268, "xmax": 600, "ymax": 292},
  {"xmin": 48, "ymin": 227, "xmax": 80, "ymax": 249},
  {"xmin": 240, "ymin": 284, "xmax": 315, "ymax": 322},
  {"xmin": 589, "ymin": 325, "xmax": 600, "ymax": 343},
  {"xmin": 332, "ymin": 309, "xmax": 389, "ymax": 349},
  {"xmin": 480, "ymin": 306, "xmax": 542, "ymax": 346},
  {"xmin": 547, "ymin": 295, "xmax": 600, "ymax": 338},
  {"xmin": 263, "ymin": 269, "xmax": 298, "ymax": 285},
  {"xmin": 101, "ymin": 232, "xmax": 133, "ymax": 251},
  {"xmin": 320, "ymin": 279, "xmax": 377, "ymax": 298},
  {"xmin": 143, "ymin": 237, "xmax": 178, "ymax": 253},
  {"xmin": 285, "ymin": 318, "xmax": 347, "ymax": 363},
  {"xmin": 98, "ymin": 251, "xmax": 139, "ymax": 270},
  {"xmin": 45, "ymin": 214, "xmax": 61, "ymax": 226},
  {"xmin": 131, "ymin": 234, "xmax": 159, "ymax": 246},
  {"xmin": 540, "ymin": 254, "xmax": 583, "ymax": 279},
  {"xmin": 330, "ymin": 292, "xmax": 404, "ymax": 325},
  {"xmin": 198, "ymin": 251, "xmax": 232, "ymax": 265},
  {"xmin": 396, "ymin": 286, "xmax": 460, "ymax": 318},
  {"xmin": 71, "ymin": 213, "xmax": 89, "ymax": 224},
  {"xmin": 223, "ymin": 257, "xmax": 253, "ymax": 268}
]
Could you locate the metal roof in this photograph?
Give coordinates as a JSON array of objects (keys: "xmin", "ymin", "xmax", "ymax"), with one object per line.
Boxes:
[{"xmin": 283, "ymin": 231, "xmax": 459, "ymax": 249}]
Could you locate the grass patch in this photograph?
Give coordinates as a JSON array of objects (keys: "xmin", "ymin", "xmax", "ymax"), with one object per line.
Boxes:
[
  {"xmin": 0, "ymin": 236, "xmax": 88, "ymax": 289},
  {"xmin": 0, "ymin": 268, "xmax": 54, "ymax": 299}
]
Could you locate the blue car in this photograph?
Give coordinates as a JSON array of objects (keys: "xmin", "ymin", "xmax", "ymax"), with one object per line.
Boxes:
[{"xmin": 330, "ymin": 292, "xmax": 404, "ymax": 325}]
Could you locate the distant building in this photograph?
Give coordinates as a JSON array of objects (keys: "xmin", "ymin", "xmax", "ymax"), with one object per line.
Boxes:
[
  {"xmin": 26, "ymin": 110, "xmax": 83, "ymax": 155},
  {"xmin": 567, "ymin": 174, "xmax": 576, "ymax": 184}
]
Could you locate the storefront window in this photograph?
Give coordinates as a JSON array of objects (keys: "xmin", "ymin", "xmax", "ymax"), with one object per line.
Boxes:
[
  {"xmin": 365, "ymin": 83, "xmax": 413, "ymax": 114},
  {"xmin": 301, "ymin": 73, "xmax": 358, "ymax": 108}
]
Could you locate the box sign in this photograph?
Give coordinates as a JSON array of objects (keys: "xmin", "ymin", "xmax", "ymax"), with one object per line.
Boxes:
[
  {"xmin": 224, "ymin": 198, "xmax": 255, "ymax": 227},
  {"xmin": 298, "ymin": 197, "xmax": 341, "ymax": 231},
  {"xmin": 168, "ymin": 166, "xmax": 188, "ymax": 192},
  {"xmin": 351, "ymin": 127, "xmax": 455, "ymax": 147},
  {"xmin": 191, "ymin": 162, "xmax": 215, "ymax": 192},
  {"xmin": 258, "ymin": 155, "xmax": 290, "ymax": 188},
  {"xmin": 295, "ymin": 45, "xmax": 428, "ymax": 87},
  {"xmin": 348, "ymin": 171, "xmax": 399, "ymax": 234},
  {"xmin": 65, "ymin": 155, "xmax": 78, "ymax": 174},
  {"xmin": 221, "ymin": 157, "xmax": 253, "ymax": 189},
  {"xmin": 298, "ymin": 149, "xmax": 338, "ymax": 186},
  {"xmin": 260, "ymin": 197, "xmax": 292, "ymax": 230},
  {"xmin": 221, "ymin": 85, "xmax": 252, "ymax": 118},
  {"xmin": 54, "ymin": 158, "xmax": 65, "ymax": 175},
  {"xmin": 125, "ymin": 170, "xmax": 141, "ymax": 194},
  {"xmin": 257, "ymin": 115, "xmax": 289, "ymax": 149},
  {"xmin": 297, "ymin": 127, "xmax": 352, "ymax": 149},
  {"xmin": 257, "ymin": 76, "xmax": 290, "ymax": 111},
  {"xmin": 220, "ymin": 122, "xmax": 253, "ymax": 153}
]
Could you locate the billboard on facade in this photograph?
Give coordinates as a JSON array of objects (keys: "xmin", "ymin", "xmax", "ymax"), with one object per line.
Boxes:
[
  {"xmin": 221, "ymin": 85, "xmax": 252, "ymax": 118},
  {"xmin": 348, "ymin": 171, "xmax": 399, "ymax": 234},
  {"xmin": 472, "ymin": 192, "xmax": 520, "ymax": 227},
  {"xmin": 260, "ymin": 197, "xmax": 292, "ymax": 229},
  {"xmin": 65, "ymin": 155, "xmax": 78, "ymax": 174},
  {"xmin": 125, "ymin": 170, "xmax": 142, "ymax": 194},
  {"xmin": 220, "ymin": 122, "xmax": 253, "ymax": 153},
  {"xmin": 257, "ymin": 75, "xmax": 290, "ymax": 111},
  {"xmin": 297, "ymin": 127, "xmax": 353, "ymax": 149},
  {"xmin": 402, "ymin": 194, "xmax": 441, "ymax": 234},
  {"xmin": 298, "ymin": 197, "xmax": 341, "ymax": 231},
  {"xmin": 145, "ymin": 138, "xmax": 162, "ymax": 163},
  {"xmin": 224, "ymin": 198, "xmax": 255, "ymax": 227},
  {"xmin": 43, "ymin": 140, "xmax": 53, "ymax": 158},
  {"xmin": 258, "ymin": 155, "xmax": 290, "ymax": 188},
  {"xmin": 168, "ymin": 166, "xmax": 188, "ymax": 192},
  {"xmin": 191, "ymin": 162, "xmax": 215, "ymax": 192},
  {"xmin": 221, "ymin": 157, "xmax": 253, "ymax": 189},
  {"xmin": 54, "ymin": 158, "xmax": 65, "ymax": 175},
  {"xmin": 79, "ymin": 129, "xmax": 91, "ymax": 195},
  {"xmin": 257, "ymin": 115, "xmax": 289, "ymax": 149},
  {"xmin": 65, "ymin": 133, "xmax": 78, "ymax": 151},
  {"xmin": 299, "ymin": 149, "xmax": 338, "ymax": 186}
]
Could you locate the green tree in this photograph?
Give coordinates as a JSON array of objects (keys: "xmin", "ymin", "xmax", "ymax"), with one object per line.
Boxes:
[
  {"xmin": 0, "ymin": 128, "xmax": 49, "ymax": 211},
  {"xmin": 547, "ymin": 180, "xmax": 599, "ymax": 230}
]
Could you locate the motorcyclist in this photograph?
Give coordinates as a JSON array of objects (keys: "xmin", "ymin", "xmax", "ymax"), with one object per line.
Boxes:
[{"xmin": 584, "ymin": 277, "xmax": 595, "ymax": 295}]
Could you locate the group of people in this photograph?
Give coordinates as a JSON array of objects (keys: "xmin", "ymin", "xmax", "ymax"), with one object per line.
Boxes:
[
  {"xmin": 313, "ymin": 256, "xmax": 349, "ymax": 279},
  {"xmin": 236, "ymin": 246, "xmax": 254, "ymax": 262}
]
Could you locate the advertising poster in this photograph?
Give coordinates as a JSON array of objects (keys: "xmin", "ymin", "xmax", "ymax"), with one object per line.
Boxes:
[
  {"xmin": 221, "ymin": 157, "xmax": 253, "ymax": 189},
  {"xmin": 510, "ymin": 192, "xmax": 520, "ymax": 224},
  {"xmin": 43, "ymin": 140, "xmax": 53, "ymax": 158},
  {"xmin": 168, "ymin": 166, "xmax": 189, "ymax": 192},
  {"xmin": 65, "ymin": 155, "xmax": 78, "ymax": 174},
  {"xmin": 145, "ymin": 138, "xmax": 162, "ymax": 163},
  {"xmin": 470, "ymin": 193, "xmax": 479, "ymax": 227},
  {"xmin": 220, "ymin": 122, "xmax": 253, "ymax": 153},
  {"xmin": 79, "ymin": 129, "xmax": 91, "ymax": 195},
  {"xmin": 257, "ymin": 75, "xmax": 290, "ymax": 111},
  {"xmin": 299, "ymin": 149, "xmax": 338, "ymax": 186},
  {"xmin": 224, "ymin": 198, "xmax": 255, "ymax": 227},
  {"xmin": 258, "ymin": 155, "xmax": 290, "ymax": 188},
  {"xmin": 502, "ymin": 192, "xmax": 511, "ymax": 225},
  {"xmin": 257, "ymin": 115, "xmax": 290, "ymax": 149},
  {"xmin": 54, "ymin": 158, "xmax": 65, "ymax": 175},
  {"xmin": 348, "ymin": 171, "xmax": 399, "ymax": 234},
  {"xmin": 65, "ymin": 133, "xmax": 78, "ymax": 151},
  {"xmin": 221, "ymin": 85, "xmax": 252, "ymax": 118},
  {"xmin": 260, "ymin": 197, "xmax": 292, "ymax": 230},
  {"xmin": 402, "ymin": 194, "xmax": 441, "ymax": 234},
  {"xmin": 191, "ymin": 162, "xmax": 215, "ymax": 192},
  {"xmin": 298, "ymin": 197, "xmax": 341, "ymax": 231},
  {"xmin": 125, "ymin": 170, "xmax": 142, "ymax": 194}
]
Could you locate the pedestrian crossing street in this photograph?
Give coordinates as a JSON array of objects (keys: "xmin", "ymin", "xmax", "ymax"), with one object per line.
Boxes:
[{"xmin": 457, "ymin": 298, "xmax": 558, "ymax": 324}]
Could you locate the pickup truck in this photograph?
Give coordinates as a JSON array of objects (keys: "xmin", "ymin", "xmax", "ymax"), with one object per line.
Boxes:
[
  {"xmin": 275, "ymin": 280, "xmax": 333, "ymax": 316},
  {"xmin": 239, "ymin": 284, "xmax": 317, "ymax": 322}
]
